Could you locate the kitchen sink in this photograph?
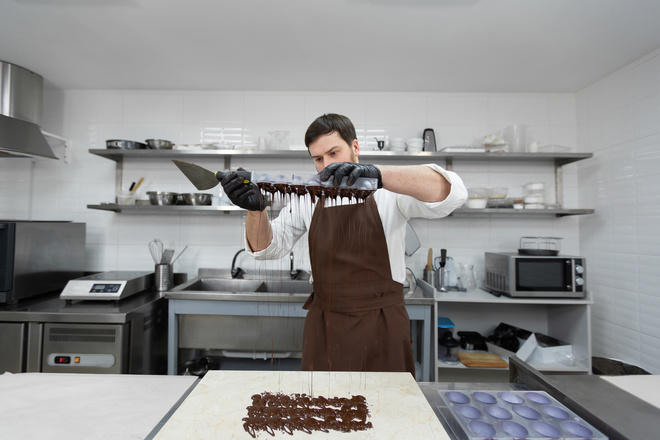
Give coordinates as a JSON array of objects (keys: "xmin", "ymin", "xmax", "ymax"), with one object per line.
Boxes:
[
  {"xmin": 255, "ymin": 280, "xmax": 313, "ymax": 294},
  {"xmin": 177, "ymin": 277, "xmax": 312, "ymax": 294},
  {"xmin": 169, "ymin": 272, "xmax": 312, "ymax": 357}
]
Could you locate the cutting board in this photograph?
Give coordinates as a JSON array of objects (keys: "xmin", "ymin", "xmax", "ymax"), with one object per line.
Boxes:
[
  {"xmin": 152, "ymin": 370, "xmax": 450, "ymax": 440},
  {"xmin": 458, "ymin": 352, "xmax": 508, "ymax": 368}
]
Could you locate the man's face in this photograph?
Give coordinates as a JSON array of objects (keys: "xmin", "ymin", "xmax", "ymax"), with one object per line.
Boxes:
[{"xmin": 308, "ymin": 131, "xmax": 359, "ymax": 173}]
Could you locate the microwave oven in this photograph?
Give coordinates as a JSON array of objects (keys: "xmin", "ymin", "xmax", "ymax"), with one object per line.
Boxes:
[
  {"xmin": 484, "ymin": 252, "xmax": 586, "ymax": 298},
  {"xmin": 0, "ymin": 221, "xmax": 85, "ymax": 304}
]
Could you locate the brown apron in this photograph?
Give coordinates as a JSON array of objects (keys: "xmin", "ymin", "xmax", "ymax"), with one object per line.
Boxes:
[{"xmin": 301, "ymin": 196, "xmax": 415, "ymax": 376}]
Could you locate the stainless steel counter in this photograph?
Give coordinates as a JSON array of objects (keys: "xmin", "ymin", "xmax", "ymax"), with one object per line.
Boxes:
[
  {"xmin": 166, "ymin": 269, "xmax": 434, "ymax": 306},
  {"xmin": 0, "ymin": 290, "xmax": 168, "ymax": 374},
  {"xmin": 510, "ymin": 356, "xmax": 660, "ymax": 440},
  {"xmin": 164, "ymin": 270, "xmax": 435, "ymax": 380},
  {"xmin": 0, "ymin": 289, "xmax": 165, "ymax": 323}
]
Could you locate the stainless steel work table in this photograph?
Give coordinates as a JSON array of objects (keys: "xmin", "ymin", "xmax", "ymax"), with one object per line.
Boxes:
[
  {"xmin": 165, "ymin": 275, "xmax": 435, "ymax": 380},
  {"xmin": 0, "ymin": 290, "xmax": 165, "ymax": 324},
  {"xmin": 0, "ymin": 290, "xmax": 167, "ymax": 374}
]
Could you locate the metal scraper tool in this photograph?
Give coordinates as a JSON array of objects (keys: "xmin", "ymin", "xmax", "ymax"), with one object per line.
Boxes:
[{"xmin": 172, "ymin": 160, "xmax": 251, "ymax": 191}]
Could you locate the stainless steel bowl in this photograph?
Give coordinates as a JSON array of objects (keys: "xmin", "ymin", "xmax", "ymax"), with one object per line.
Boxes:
[
  {"xmin": 145, "ymin": 139, "xmax": 174, "ymax": 149},
  {"xmin": 147, "ymin": 191, "xmax": 178, "ymax": 205},
  {"xmin": 180, "ymin": 193, "xmax": 212, "ymax": 205},
  {"xmin": 106, "ymin": 139, "xmax": 148, "ymax": 150}
]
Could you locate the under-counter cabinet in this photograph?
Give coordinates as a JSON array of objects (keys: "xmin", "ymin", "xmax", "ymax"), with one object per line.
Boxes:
[
  {"xmin": 417, "ymin": 281, "xmax": 593, "ymax": 382},
  {"xmin": 87, "ymin": 149, "xmax": 594, "ymax": 217}
]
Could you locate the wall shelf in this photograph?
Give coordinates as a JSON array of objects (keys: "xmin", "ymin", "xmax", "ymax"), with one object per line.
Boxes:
[
  {"xmin": 88, "ymin": 148, "xmax": 594, "ymax": 217},
  {"xmin": 89, "ymin": 148, "xmax": 592, "ymax": 166},
  {"xmin": 87, "ymin": 204, "xmax": 594, "ymax": 217},
  {"xmin": 87, "ymin": 204, "xmax": 244, "ymax": 214}
]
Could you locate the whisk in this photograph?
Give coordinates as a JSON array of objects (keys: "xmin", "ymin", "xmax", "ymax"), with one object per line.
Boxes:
[{"xmin": 149, "ymin": 238, "xmax": 164, "ymax": 264}]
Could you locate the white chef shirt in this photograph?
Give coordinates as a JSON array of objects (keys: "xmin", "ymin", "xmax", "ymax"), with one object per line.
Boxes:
[{"xmin": 245, "ymin": 164, "xmax": 467, "ymax": 284}]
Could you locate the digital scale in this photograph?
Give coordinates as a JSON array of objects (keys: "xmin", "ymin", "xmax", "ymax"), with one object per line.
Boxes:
[{"xmin": 60, "ymin": 271, "xmax": 153, "ymax": 301}]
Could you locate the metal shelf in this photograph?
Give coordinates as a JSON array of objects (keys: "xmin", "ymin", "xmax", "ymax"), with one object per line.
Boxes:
[
  {"xmin": 88, "ymin": 148, "xmax": 594, "ymax": 217},
  {"xmin": 88, "ymin": 204, "xmax": 594, "ymax": 217},
  {"xmin": 87, "ymin": 204, "xmax": 244, "ymax": 214},
  {"xmin": 451, "ymin": 207, "xmax": 595, "ymax": 218},
  {"xmin": 88, "ymin": 148, "xmax": 593, "ymax": 166}
]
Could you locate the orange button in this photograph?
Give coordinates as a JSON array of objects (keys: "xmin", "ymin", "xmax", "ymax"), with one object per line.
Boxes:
[{"xmin": 75, "ymin": 357, "xmax": 81, "ymax": 364}]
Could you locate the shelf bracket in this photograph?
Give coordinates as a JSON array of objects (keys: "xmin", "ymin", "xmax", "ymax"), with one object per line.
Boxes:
[
  {"xmin": 555, "ymin": 160, "xmax": 563, "ymax": 207},
  {"xmin": 115, "ymin": 160, "xmax": 124, "ymax": 201}
]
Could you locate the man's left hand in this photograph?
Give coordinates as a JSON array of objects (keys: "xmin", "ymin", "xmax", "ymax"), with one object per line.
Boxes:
[{"xmin": 319, "ymin": 162, "xmax": 383, "ymax": 188}]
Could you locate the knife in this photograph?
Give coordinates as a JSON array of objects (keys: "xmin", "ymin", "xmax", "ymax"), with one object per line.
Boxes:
[{"xmin": 172, "ymin": 160, "xmax": 252, "ymax": 190}]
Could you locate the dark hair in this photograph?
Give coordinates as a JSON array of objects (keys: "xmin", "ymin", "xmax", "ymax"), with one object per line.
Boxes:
[{"xmin": 304, "ymin": 113, "xmax": 357, "ymax": 148}]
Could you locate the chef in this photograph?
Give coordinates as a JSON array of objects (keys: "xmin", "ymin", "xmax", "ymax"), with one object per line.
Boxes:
[{"xmin": 221, "ymin": 113, "xmax": 467, "ymax": 376}]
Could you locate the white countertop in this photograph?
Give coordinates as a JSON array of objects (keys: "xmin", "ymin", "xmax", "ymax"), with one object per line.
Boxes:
[
  {"xmin": 2, "ymin": 371, "xmax": 658, "ymax": 440},
  {"xmin": 0, "ymin": 372, "xmax": 197, "ymax": 440},
  {"xmin": 602, "ymin": 374, "xmax": 660, "ymax": 409}
]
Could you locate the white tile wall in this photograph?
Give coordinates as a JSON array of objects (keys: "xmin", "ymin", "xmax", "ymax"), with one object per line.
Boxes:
[
  {"xmin": 1, "ymin": 88, "xmax": 589, "ymax": 352},
  {"xmin": 578, "ymin": 48, "xmax": 660, "ymax": 374},
  {"xmin": 2, "ymin": 89, "xmax": 582, "ymax": 266}
]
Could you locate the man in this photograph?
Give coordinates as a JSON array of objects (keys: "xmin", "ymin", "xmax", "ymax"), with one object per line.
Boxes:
[{"xmin": 222, "ymin": 113, "xmax": 467, "ymax": 376}]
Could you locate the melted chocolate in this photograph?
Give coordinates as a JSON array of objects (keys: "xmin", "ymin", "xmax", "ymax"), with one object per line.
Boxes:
[
  {"xmin": 243, "ymin": 392, "xmax": 372, "ymax": 438},
  {"xmin": 255, "ymin": 182, "xmax": 373, "ymax": 205}
]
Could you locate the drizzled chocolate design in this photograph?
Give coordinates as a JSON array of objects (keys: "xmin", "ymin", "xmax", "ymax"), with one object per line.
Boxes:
[
  {"xmin": 243, "ymin": 392, "xmax": 372, "ymax": 438},
  {"xmin": 256, "ymin": 182, "xmax": 374, "ymax": 204}
]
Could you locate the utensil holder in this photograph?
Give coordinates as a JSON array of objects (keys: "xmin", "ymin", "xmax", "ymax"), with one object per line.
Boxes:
[
  {"xmin": 155, "ymin": 263, "xmax": 173, "ymax": 291},
  {"xmin": 423, "ymin": 269, "xmax": 435, "ymax": 287}
]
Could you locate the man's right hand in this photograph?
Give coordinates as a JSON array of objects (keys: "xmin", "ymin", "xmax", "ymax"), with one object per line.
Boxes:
[{"xmin": 221, "ymin": 170, "xmax": 266, "ymax": 211}]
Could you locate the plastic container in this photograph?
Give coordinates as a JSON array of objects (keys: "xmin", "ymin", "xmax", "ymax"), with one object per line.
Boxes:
[
  {"xmin": 503, "ymin": 124, "xmax": 528, "ymax": 153},
  {"xmin": 467, "ymin": 187, "xmax": 487, "ymax": 209},
  {"xmin": 524, "ymin": 182, "xmax": 546, "ymax": 206},
  {"xmin": 519, "ymin": 236, "xmax": 562, "ymax": 256},
  {"xmin": 487, "ymin": 187, "xmax": 508, "ymax": 199},
  {"xmin": 116, "ymin": 191, "xmax": 135, "ymax": 205}
]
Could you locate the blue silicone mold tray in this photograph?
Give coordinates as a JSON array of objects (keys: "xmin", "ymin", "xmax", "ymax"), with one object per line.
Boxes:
[{"xmin": 437, "ymin": 390, "xmax": 607, "ymax": 439}]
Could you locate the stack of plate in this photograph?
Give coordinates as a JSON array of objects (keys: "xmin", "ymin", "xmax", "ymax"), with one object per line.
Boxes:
[
  {"xmin": 407, "ymin": 138, "xmax": 424, "ymax": 152},
  {"xmin": 388, "ymin": 138, "xmax": 406, "ymax": 152}
]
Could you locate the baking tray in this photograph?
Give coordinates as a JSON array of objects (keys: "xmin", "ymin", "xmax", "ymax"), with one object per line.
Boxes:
[{"xmin": 438, "ymin": 390, "xmax": 607, "ymax": 439}]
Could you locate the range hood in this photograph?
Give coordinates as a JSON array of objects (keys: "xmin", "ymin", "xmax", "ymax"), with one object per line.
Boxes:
[{"xmin": 0, "ymin": 61, "xmax": 57, "ymax": 159}]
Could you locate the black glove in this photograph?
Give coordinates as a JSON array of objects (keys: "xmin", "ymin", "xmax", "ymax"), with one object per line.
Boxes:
[
  {"xmin": 220, "ymin": 169, "xmax": 266, "ymax": 211},
  {"xmin": 318, "ymin": 162, "xmax": 383, "ymax": 188}
]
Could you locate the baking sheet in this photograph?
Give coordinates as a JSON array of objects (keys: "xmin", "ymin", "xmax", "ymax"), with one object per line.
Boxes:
[{"xmin": 152, "ymin": 370, "xmax": 451, "ymax": 440}]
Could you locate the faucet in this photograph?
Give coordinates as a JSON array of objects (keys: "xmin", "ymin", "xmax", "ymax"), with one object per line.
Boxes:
[
  {"xmin": 231, "ymin": 249, "xmax": 246, "ymax": 279},
  {"xmin": 290, "ymin": 251, "xmax": 301, "ymax": 280}
]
